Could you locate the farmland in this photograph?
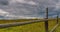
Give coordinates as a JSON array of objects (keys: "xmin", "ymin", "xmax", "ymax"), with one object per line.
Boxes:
[
  {"xmin": 0, "ymin": 19, "xmax": 39, "ymax": 24},
  {"xmin": 0, "ymin": 19, "xmax": 59, "ymax": 32}
]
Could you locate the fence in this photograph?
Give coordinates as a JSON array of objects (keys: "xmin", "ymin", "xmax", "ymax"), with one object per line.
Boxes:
[{"xmin": 0, "ymin": 8, "xmax": 59, "ymax": 32}]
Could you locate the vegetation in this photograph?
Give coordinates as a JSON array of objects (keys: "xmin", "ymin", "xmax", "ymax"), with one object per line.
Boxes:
[
  {"xmin": 0, "ymin": 19, "xmax": 40, "ymax": 24},
  {"xmin": 0, "ymin": 19, "xmax": 59, "ymax": 32}
]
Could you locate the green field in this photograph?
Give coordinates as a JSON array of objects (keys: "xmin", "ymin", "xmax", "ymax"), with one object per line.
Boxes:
[
  {"xmin": 0, "ymin": 19, "xmax": 40, "ymax": 24},
  {"xmin": 0, "ymin": 19, "xmax": 59, "ymax": 32}
]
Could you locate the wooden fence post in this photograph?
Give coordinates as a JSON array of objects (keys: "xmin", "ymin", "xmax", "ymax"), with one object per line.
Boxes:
[
  {"xmin": 45, "ymin": 7, "xmax": 48, "ymax": 32},
  {"xmin": 57, "ymin": 13, "xmax": 59, "ymax": 24}
]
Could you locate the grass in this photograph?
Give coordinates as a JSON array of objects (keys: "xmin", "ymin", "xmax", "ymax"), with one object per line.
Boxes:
[
  {"xmin": 0, "ymin": 19, "xmax": 59, "ymax": 32},
  {"xmin": 53, "ymin": 19, "xmax": 60, "ymax": 32},
  {"xmin": 0, "ymin": 22, "xmax": 45, "ymax": 32},
  {"xmin": 55, "ymin": 25, "xmax": 60, "ymax": 32},
  {"xmin": 0, "ymin": 19, "xmax": 39, "ymax": 24}
]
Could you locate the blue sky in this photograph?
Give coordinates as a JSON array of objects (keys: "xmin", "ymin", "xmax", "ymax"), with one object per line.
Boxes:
[{"xmin": 0, "ymin": 0, "xmax": 60, "ymax": 19}]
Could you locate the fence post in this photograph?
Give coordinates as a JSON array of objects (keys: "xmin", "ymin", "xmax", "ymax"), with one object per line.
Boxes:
[
  {"xmin": 57, "ymin": 13, "xmax": 59, "ymax": 24},
  {"xmin": 45, "ymin": 8, "xmax": 48, "ymax": 32}
]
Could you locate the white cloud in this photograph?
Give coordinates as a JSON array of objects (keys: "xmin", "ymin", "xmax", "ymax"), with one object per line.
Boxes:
[
  {"xmin": 0, "ymin": 9, "xmax": 9, "ymax": 16},
  {"xmin": 55, "ymin": 2, "xmax": 60, "ymax": 10},
  {"xmin": 9, "ymin": 0, "xmax": 37, "ymax": 5},
  {"xmin": 0, "ymin": 9, "xmax": 18, "ymax": 19},
  {"xmin": 26, "ymin": 1, "xmax": 37, "ymax": 5}
]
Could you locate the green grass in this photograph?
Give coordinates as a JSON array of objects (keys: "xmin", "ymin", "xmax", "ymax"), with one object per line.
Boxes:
[
  {"xmin": 53, "ymin": 20, "xmax": 60, "ymax": 32},
  {"xmin": 0, "ymin": 19, "xmax": 39, "ymax": 24},
  {"xmin": 55, "ymin": 25, "xmax": 60, "ymax": 32},
  {"xmin": 0, "ymin": 19, "xmax": 59, "ymax": 32},
  {"xmin": 0, "ymin": 22, "xmax": 45, "ymax": 32}
]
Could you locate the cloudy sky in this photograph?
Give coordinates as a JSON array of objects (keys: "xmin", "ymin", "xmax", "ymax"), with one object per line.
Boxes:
[{"xmin": 0, "ymin": 0, "xmax": 60, "ymax": 19}]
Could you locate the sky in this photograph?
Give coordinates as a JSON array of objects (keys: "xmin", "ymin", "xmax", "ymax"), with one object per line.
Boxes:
[{"xmin": 0, "ymin": 0, "xmax": 60, "ymax": 19}]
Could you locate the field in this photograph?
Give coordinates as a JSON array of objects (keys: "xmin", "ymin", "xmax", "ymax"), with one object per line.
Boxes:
[
  {"xmin": 0, "ymin": 19, "xmax": 59, "ymax": 32},
  {"xmin": 0, "ymin": 19, "xmax": 39, "ymax": 24}
]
